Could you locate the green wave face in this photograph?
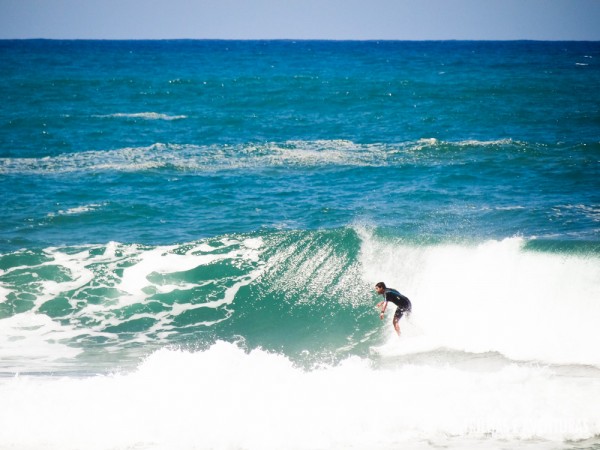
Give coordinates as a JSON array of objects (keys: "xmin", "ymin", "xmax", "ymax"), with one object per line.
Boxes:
[{"xmin": 0, "ymin": 228, "xmax": 379, "ymax": 371}]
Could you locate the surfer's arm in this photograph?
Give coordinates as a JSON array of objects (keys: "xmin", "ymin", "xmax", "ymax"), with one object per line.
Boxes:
[{"xmin": 379, "ymin": 301, "xmax": 387, "ymax": 319}]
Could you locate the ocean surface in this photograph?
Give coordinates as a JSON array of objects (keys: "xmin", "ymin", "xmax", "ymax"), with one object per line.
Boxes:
[{"xmin": 0, "ymin": 40, "xmax": 599, "ymax": 450}]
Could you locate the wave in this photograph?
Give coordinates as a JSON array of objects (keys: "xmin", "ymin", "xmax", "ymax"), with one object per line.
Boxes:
[
  {"xmin": 0, "ymin": 139, "xmax": 542, "ymax": 174},
  {"xmin": 0, "ymin": 227, "xmax": 599, "ymax": 373}
]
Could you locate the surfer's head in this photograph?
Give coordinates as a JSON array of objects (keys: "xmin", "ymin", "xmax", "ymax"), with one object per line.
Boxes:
[{"xmin": 375, "ymin": 282, "xmax": 386, "ymax": 294}]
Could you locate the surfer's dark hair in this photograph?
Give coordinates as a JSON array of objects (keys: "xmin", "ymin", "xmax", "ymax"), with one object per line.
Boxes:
[{"xmin": 375, "ymin": 282, "xmax": 386, "ymax": 289}]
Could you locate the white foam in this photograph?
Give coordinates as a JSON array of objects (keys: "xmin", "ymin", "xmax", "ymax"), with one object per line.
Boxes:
[
  {"xmin": 96, "ymin": 112, "xmax": 187, "ymax": 120},
  {"xmin": 242, "ymin": 236, "xmax": 263, "ymax": 250},
  {"xmin": 0, "ymin": 282, "xmax": 12, "ymax": 302},
  {"xmin": 0, "ymin": 314, "xmax": 82, "ymax": 372},
  {"xmin": 117, "ymin": 240, "xmax": 263, "ymax": 305},
  {"xmin": 46, "ymin": 203, "xmax": 107, "ymax": 217},
  {"xmin": 358, "ymin": 229, "xmax": 600, "ymax": 367},
  {"xmin": 412, "ymin": 138, "xmax": 516, "ymax": 150},
  {"xmin": 0, "ymin": 342, "xmax": 598, "ymax": 450}
]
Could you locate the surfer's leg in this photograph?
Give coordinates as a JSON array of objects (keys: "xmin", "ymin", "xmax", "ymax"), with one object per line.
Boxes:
[
  {"xmin": 393, "ymin": 318, "xmax": 401, "ymax": 335},
  {"xmin": 393, "ymin": 308, "xmax": 403, "ymax": 336}
]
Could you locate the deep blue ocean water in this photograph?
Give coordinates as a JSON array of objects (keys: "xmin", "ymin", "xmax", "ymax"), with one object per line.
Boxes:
[{"xmin": 0, "ymin": 40, "xmax": 599, "ymax": 450}]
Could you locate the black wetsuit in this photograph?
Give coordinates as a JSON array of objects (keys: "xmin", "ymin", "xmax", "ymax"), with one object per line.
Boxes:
[{"xmin": 384, "ymin": 288, "xmax": 412, "ymax": 320}]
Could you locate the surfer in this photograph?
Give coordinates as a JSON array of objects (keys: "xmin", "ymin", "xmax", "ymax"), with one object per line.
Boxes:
[{"xmin": 375, "ymin": 282, "xmax": 411, "ymax": 336}]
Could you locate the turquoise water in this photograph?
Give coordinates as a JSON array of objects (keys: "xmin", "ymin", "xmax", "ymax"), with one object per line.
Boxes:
[{"xmin": 0, "ymin": 40, "xmax": 599, "ymax": 449}]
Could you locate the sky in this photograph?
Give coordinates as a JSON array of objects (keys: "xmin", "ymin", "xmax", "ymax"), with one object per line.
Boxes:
[{"xmin": 1, "ymin": 0, "xmax": 599, "ymax": 41}]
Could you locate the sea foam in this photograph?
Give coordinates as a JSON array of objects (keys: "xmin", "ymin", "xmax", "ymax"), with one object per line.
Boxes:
[
  {"xmin": 0, "ymin": 341, "xmax": 598, "ymax": 450},
  {"xmin": 0, "ymin": 139, "xmax": 531, "ymax": 174},
  {"xmin": 95, "ymin": 112, "xmax": 187, "ymax": 120}
]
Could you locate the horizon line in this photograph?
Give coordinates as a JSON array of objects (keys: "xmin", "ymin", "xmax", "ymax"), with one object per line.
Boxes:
[{"xmin": 2, "ymin": 38, "xmax": 599, "ymax": 43}]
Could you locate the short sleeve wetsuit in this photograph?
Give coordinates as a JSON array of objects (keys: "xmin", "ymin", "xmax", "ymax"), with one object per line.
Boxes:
[{"xmin": 384, "ymin": 288, "xmax": 412, "ymax": 320}]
